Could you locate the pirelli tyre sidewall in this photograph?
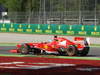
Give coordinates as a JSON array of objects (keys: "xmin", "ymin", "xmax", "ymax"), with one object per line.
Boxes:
[
  {"xmin": 19, "ymin": 44, "xmax": 30, "ymax": 54},
  {"xmin": 66, "ymin": 45, "xmax": 78, "ymax": 56}
]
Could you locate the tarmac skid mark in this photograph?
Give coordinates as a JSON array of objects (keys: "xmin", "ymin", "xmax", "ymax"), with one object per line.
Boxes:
[{"xmin": 0, "ymin": 56, "xmax": 100, "ymax": 75}]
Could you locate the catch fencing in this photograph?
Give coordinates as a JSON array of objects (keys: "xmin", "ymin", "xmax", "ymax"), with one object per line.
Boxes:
[{"xmin": 3, "ymin": 11, "xmax": 100, "ymax": 25}]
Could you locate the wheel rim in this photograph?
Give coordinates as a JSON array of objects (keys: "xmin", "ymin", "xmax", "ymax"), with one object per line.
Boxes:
[
  {"xmin": 21, "ymin": 48, "xmax": 28, "ymax": 54},
  {"xmin": 67, "ymin": 47, "xmax": 75, "ymax": 56},
  {"xmin": 20, "ymin": 45, "xmax": 28, "ymax": 54}
]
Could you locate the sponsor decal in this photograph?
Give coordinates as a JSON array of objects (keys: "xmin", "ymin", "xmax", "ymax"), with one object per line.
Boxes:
[{"xmin": 44, "ymin": 45, "xmax": 48, "ymax": 49}]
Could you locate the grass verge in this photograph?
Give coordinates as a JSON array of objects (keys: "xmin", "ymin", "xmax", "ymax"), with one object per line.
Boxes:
[{"xmin": 0, "ymin": 54, "xmax": 100, "ymax": 60}]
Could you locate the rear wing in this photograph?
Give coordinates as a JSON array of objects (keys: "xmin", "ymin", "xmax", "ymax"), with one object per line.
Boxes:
[
  {"xmin": 74, "ymin": 37, "xmax": 85, "ymax": 41},
  {"xmin": 74, "ymin": 37, "xmax": 90, "ymax": 46}
]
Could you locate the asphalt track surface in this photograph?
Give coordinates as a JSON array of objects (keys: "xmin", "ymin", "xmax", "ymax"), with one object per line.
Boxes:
[{"xmin": 0, "ymin": 46, "xmax": 100, "ymax": 57}]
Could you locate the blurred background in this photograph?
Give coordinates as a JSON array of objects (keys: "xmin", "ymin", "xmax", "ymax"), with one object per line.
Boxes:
[{"xmin": 0, "ymin": 0, "xmax": 100, "ymax": 25}]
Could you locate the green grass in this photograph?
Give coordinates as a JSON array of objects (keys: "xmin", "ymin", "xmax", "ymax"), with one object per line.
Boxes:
[
  {"xmin": 90, "ymin": 44, "xmax": 100, "ymax": 47},
  {"xmin": 0, "ymin": 54, "xmax": 100, "ymax": 60}
]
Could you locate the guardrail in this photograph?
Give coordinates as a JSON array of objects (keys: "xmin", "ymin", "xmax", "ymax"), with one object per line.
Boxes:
[{"xmin": 0, "ymin": 23, "xmax": 100, "ymax": 36}]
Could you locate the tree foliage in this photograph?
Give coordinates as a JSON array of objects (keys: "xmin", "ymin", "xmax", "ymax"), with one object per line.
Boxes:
[{"xmin": 0, "ymin": 0, "xmax": 100, "ymax": 12}]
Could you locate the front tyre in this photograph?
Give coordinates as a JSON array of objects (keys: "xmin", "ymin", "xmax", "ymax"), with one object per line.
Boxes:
[{"xmin": 19, "ymin": 44, "xmax": 29, "ymax": 54}]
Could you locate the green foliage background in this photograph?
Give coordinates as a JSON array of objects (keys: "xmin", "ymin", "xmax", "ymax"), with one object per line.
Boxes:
[{"xmin": 0, "ymin": 0, "xmax": 100, "ymax": 12}]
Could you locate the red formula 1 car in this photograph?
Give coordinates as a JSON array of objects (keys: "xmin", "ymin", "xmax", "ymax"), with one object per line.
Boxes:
[{"xmin": 10, "ymin": 36, "xmax": 90, "ymax": 56}]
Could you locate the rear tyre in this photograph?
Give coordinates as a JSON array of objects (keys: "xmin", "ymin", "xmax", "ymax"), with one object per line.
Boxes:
[
  {"xmin": 77, "ymin": 39, "xmax": 90, "ymax": 56},
  {"xmin": 77, "ymin": 47, "xmax": 90, "ymax": 56},
  {"xmin": 66, "ymin": 45, "xmax": 77, "ymax": 56}
]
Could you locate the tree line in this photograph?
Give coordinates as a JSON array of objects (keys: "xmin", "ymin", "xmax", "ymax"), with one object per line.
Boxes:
[{"xmin": 0, "ymin": 0, "xmax": 100, "ymax": 13}]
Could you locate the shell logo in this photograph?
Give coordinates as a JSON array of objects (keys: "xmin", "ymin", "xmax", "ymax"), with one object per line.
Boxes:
[{"xmin": 44, "ymin": 45, "xmax": 48, "ymax": 49}]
